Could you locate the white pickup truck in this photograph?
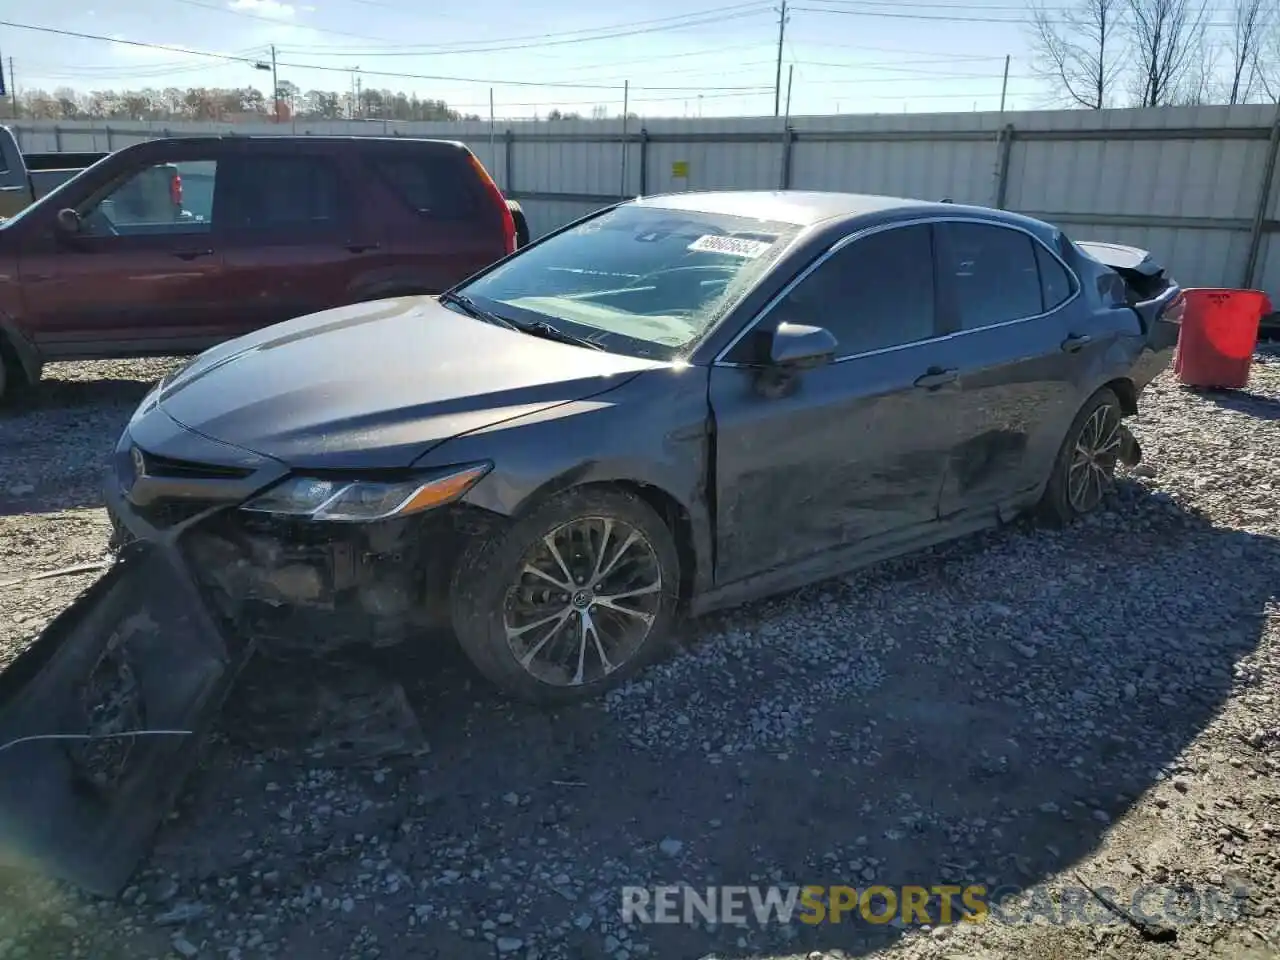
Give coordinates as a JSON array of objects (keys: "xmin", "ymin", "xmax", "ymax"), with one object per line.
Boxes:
[{"xmin": 0, "ymin": 126, "xmax": 108, "ymax": 219}]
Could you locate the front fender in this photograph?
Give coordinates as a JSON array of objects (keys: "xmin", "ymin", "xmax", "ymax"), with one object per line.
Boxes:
[{"xmin": 415, "ymin": 366, "xmax": 716, "ymax": 595}]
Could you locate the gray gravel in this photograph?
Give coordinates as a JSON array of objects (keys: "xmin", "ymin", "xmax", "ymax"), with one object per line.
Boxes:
[{"xmin": 1, "ymin": 351, "xmax": 1278, "ymax": 960}]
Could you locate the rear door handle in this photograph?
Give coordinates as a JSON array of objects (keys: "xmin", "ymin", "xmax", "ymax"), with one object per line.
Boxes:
[
  {"xmin": 914, "ymin": 367, "xmax": 959, "ymax": 390},
  {"xmin": 1061, "ymin": 333, "xmax": 1093, "ymax": 353},
  {"xmin": 0, "ymin": 185, "xmax": 25, "ymax": 193},
  {"xmin": 346, "ymin": 242, "xmax": 381, "ymax": 254},
  {"xmin": 173, "ymin": 249, "xmax": 214, "ymax": 261}
]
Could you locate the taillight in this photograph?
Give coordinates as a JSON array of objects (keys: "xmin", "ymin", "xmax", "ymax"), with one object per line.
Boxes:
[
  {"xmin": 467, "ymin": 154, "xmax": 516, "ymax": 255},
  {"xmin": 170, "ymin": 173, "xmax": 183, "ymax": 207},
  {"xmin": 1166, "ymin": 290, "xmax": 1186, "ymax": 323}
]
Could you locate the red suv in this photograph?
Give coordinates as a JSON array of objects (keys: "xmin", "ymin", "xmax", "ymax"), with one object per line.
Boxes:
[{"xmin": 0, "ymin": 135, "xmax": 524, "ymax": 401}]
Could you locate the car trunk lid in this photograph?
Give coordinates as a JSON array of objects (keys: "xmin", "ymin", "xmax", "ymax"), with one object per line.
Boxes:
[{"xmin": 1075, "ymin": 239, "xmax": 1184, "ymax": 333}]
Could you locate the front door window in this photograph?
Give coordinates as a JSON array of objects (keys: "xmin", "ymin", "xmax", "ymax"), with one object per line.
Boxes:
[{"xmin": 79, "ymin": 160, "xmax": 217, "ymax": 238}]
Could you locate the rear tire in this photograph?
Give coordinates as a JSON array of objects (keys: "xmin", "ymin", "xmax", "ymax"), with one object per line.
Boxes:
[
  {"xmin": 450, "ymin": 486, "xmax": 680, "ymax": 705},
  {"xmin": 508, "ymin": 203, "xmax": 530, "ymax": 248},
  {"xmin": 1038, "ymin": 387, "xmax": 1124, "ymax": 526}
]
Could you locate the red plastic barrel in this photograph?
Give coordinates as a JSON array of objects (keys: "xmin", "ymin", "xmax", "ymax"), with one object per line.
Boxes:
[{"xmin": 1173, "ymin": 288, "xmax": 1271, "ymax": 389}]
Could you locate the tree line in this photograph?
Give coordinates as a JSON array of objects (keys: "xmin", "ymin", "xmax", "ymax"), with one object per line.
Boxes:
[
  {"xmin": 0, "ymin": 81, "xmax": 484, "ymax": 123},
  {"xmin": 1031, "ymin": 0, "xmax": 1280, "ymax": 108}
]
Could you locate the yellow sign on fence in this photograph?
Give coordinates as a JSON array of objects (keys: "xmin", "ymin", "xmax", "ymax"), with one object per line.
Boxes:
[{"xmin": 671, "ymin": 160, "xmax": 689, "ymax": 179}]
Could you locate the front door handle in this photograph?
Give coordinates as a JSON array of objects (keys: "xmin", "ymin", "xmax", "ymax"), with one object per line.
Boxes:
[
  {"xmin": 914, "ymin": 367, "xmax": 959, "ymax": 390},
  {"xmin": 173, "ymin": 249, "xmax": 214, "ymax": 261},
  {"xmin": 346, "ymin": 242, "xmax": 381, "ymax": 254},
  {"xmin": 0, "ymin": 185, "xmax": 25, "ymax": 193},
  {"xmin": 1061, "ymin": 333, "xmax": 1093, "ymax": 353}
]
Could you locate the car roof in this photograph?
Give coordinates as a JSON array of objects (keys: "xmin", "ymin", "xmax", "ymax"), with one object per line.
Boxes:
[
  {"xmin": 124, "ymin": 135, "xmax": 471, "ymax": 153},
  {"xmin": 630, "ymin": 190, "xmax": 1054, "ymax": 234}
]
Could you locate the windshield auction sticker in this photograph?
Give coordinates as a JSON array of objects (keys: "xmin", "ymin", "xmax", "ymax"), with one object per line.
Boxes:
[{"xmin": 687, "ymin": 235, "xmax": 773, "ymax": 259}]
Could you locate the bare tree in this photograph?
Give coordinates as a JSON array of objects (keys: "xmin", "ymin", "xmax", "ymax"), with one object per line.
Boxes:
[
  {"xmin": 1177, "ymin": 36, "xmax": 1223, "ymax": 103},
  {"xmin": 1126, "ymin": 0, "xmax": 1209, "ymax": 106},
  {"xmin": 1228, "ymin": 0, "xmax": 1269, "ymax": 103},
  {"xmin": 1030, "ymin": 0, "xmax": 1125, "ymax": 108}
]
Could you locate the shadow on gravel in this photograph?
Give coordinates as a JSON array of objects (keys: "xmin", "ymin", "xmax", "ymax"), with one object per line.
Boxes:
[
  {"xmin": 18, "ymin": 485, "xmax": 1269, "ymax": 960},
  {"xmin": 0, "ymin": 376, "xmax": 158, "ymax": 416},
  {"xmin": 1190, "ymin": 386, "xmax": 1280, "ymax": 421}
]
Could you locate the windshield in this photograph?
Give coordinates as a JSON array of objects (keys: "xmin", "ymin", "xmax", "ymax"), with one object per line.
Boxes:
[{"xmin": 457, "ymin": 204, "xmax": 802, "ymax": 361}]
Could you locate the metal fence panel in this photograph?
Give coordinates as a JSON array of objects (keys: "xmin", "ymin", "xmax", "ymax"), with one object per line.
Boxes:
[{"xmin": 12, "ymin": 105, "xmax": 1280, "ymax": 296}]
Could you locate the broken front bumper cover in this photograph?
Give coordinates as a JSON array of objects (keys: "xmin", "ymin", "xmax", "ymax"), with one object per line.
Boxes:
[{"xmin": 0, "ymin": 541, "xmax": 252, "ymax": 898}]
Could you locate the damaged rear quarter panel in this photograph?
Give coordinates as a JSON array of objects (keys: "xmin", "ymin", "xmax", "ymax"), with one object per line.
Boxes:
[{"xmin": 414, "ymin": 364, "xmax": 716, "ymax": 595}]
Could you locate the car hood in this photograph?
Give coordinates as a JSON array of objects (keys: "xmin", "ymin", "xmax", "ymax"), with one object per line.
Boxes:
[{"xmin": 156, "ymin": 296, "xmax": 666, "ymax": 469}]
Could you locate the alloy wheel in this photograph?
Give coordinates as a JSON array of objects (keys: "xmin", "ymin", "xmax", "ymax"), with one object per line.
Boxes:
[
  {"xmin": 1067, "ymin": 402, "xmax": 1123, "ymax": 514},
  {"xmin": 503, "ymin": 516, "xmax": 663, "ymax": 687}
]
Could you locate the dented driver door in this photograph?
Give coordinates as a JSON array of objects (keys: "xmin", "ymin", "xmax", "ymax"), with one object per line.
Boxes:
[{"xmin": 708, "ymin": 222, "xmax": 958, "ymax": 586}]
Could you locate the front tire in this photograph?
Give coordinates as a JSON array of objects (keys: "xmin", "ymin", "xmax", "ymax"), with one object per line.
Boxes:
[
  {"xmin": 1038, "ymin": 387, "xmax": 1125, "ymax": 525},
  {"xmin": 450, "ymin": 486, "xmax": 680, "ymax": 704},
  {"xmin": 0, "ymin": 339, "xmax": 38, "ymax": 405}
]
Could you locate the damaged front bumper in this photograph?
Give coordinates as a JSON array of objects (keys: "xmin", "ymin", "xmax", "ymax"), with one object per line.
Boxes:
[
  {"xmin": 0, "ymin": 420, "xmax": 492, "ymax": 896},
  {"xmin": 0, "ymin": 541, "xmax": 249, "ymax": 897}
]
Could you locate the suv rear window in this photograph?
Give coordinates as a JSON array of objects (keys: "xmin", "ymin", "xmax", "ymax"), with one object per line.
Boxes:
[{"xmin": 369, "ymin": 153, "xmax": 480, "ymax": 219}]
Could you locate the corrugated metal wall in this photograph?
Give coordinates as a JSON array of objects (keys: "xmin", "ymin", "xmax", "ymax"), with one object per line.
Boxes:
[{"xmin": 12, "ymin": 103, "xmax": 1280, "ymax": 298}]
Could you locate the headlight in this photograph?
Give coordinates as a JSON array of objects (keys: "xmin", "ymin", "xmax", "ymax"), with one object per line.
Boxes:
[{"xmin": 241, "ymin": 463, "xmax": 491, "ymax": 522}]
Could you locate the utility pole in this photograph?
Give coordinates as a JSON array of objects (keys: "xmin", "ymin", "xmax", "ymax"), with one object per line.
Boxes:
[
  {"xmin": 998, "ymin": 54, "xmax": 1010, "ymax": 113},
  {"xmin": 7, "ymin": 57, "xmax": 16, "ymax": 119},
  {"xmin": 270, "ymin": 44, "xmax": 280, "ymax": 123},
  {"xmin": 355, "ymin": 75, "xmax": 363, "ymax": 119},
  {"xmin": 620, "ymin": 80, "xmax": 630, "ymax": 198},
  {"xmin": 784, "ymin": 63, "xmax": 794, "ymax": 120},
  {"xmin": 773, "ymin": 0, "xmax": 788, "ymax": 117}
]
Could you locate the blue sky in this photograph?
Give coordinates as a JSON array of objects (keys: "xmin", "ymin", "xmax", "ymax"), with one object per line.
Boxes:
[{"xmin": 7, "ymin": 0, "xmax": 1054, "ymax": 118}]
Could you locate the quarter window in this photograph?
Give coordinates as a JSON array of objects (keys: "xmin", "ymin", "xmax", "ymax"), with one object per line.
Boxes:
[
  {"xmin": 942, "ymin": 222, "xmax": 1042, "ymax": 329},
  {"xmin": 1034, "ymin": 240, "xmax": 1074, "ymax": 311},
  {"xmin": 369, "ymin": 154, "xmax": 479, "ymax": 219},
  {"xmin": 772, "ymin": 224, "xmax": 937, "ymax": 357}
]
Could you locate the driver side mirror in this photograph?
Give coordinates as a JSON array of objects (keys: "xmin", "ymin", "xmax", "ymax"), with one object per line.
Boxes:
[
  {"xmin": 768, "ymin": 322, "xmax": 838, "ymax": 371},
  {"xmin": 54, "ymin": 208, "xmax": 83, "ymax": 238}
]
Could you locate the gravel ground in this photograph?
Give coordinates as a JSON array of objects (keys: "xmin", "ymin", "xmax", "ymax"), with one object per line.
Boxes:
[{"xmin": 1, "ymin": 352, "xmax": 1278, "ymax": 960}]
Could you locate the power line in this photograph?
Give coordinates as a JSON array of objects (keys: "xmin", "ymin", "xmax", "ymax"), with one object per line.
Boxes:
[
  {"xmin": 794, "ymin": 59, "xmax": 1034, "ymax": 79},
  {"xmin": 787, "ymin": 38, "xmax": 1009, "ymax": 58},
  {"xmin": 25, "ymin": 42, "xmax": 777, "ymax": 85},
  {"xmin": 793, "ymin": 2, "xmax": 1239, "ymax": 28},
  {"xmin": 267, "ymin": 3, "xmax": 774, "ymax": 56},
  {"xmin": 449, "ymin": 89, "xmax": 775, "ymax": 109},
  {"xmin": 809, "ymin": 0, "xmax": 1244, "ymax": 12},
  {"xmin": 798, "ymin": 69, "xmax": 1036, "ymax": 83},
  {"xmin": 0, "ymin": 19, "xmax": 771, "ymax": 91}
]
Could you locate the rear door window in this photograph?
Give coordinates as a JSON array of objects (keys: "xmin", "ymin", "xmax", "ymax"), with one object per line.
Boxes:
[
  {"xmin": 940, "ymin": 222, "xmax": 1042, "ymax": 329},
  {"xmin": 368, "ymin": 153, "xmax": 479, "ymax": 219},
  {"xmin": 217, "ymin": 154, "xmax": 346, "ymax": 231}
]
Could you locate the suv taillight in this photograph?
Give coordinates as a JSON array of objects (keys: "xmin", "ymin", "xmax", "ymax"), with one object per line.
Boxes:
[
  {"xmin": 170, "ymin": 172, "xmax": 183, "ymax": 207},
  {"xmin": 467, "ymin": 154, "xmax": 516, "ymax": 255}
]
